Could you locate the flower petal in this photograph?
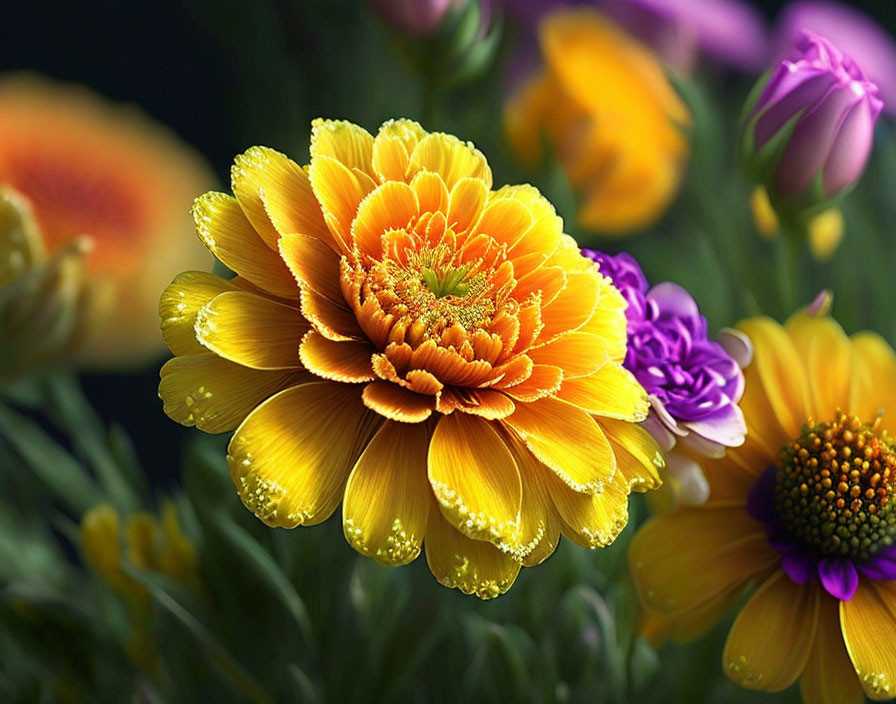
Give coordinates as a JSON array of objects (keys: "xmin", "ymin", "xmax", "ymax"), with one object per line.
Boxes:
[
  {"xmin": 545, "ymin": 468, "xmax": 630, "ymax": 548},
  {"xmin": 556, "ymin": 362, "xmax": 648, "ymax": 421},
  {"xmin": 227, "ymin": 382, "xmax": 379, "ymax": 528},
  {"xmin": 343, "ymin": 420, "xmax": 433, "ymax": 566},
  {"xmin": 372, "ymin": 118, "xmax": 427, "ymax": 182},
  {"xmin": 409, "ymin": 132, "xmax": 492, "ymax": 192},
  {"xmin": 159, "ymin": 271, "xmax": 237, "ymax": 355},
  {"xmin": 159, "ymin": 353, "xmax": 306, "ymax": 433},
  {"xmin": 529, "ymin": 333, "xmax": 607, "ymax": 379},
  {"xmin": 503, "ymin": 396, "xmax": 615, "ymax": 494},
  {"xmin": 192, "ymin": 192, "xmax": 298, "ymax": 299},
  {"xmin": 786, "ymin": 313, "xmax": 851, "ymax": 421},
  {"xmin": 308, "ymin": 155, "xmax": 373, "ymax": 253},
  {"xmin": 537, "ymin": 270, "xmax": 600, "ymax": 343},
  {"xmin": 310, "ymin": 118, "xmax": 375, "ymax": 176},
  {"xmin": 299, "ymin": 329, "xmax": 375, "ymax": 382},
  {"xmin": 231, "ymin": 146, "xmax": 330, "ymax": 250},
  {"xmin": 601, "ymin": 418, "xmax": 664, "ymax": 492},
  {"xmin": 723, "ymin": 572, "xmax": 819, "ymax": 691},
  {"xmin": 424, "ymin": 509, "xmax": 520, "ymax": 599},
  {"xmin": 841, "ymin": 579, "xmax": 896, "ymax": 701},
  {"xmin": 195, "ymin": 291, "xmax": 306, "ymax": 370},
  {"xmin": 278, "ymin": 233, "xmax": 344, "ymax": 303},
  {"xmin": 629, "ymin": 504, "xmax": 778, "ymax": 621},
  {"xmin": 351, "ymin": 181, "xmax": 419, "ymax": 258},
  {"xmin": 362, "ymin": 380, "xmax": 434, "ymax": 422},
  {"xmin": 428, "ymin": 413, "xmax": 522, "ymax": 549},
  {"xmin": 799, "ymin": 597, "xmax": 865, "ymax": 704}
]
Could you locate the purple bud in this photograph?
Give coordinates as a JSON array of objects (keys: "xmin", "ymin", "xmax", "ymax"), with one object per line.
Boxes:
[
  {"xmin": 745, "ymin": 31, "xmax": 883, "ymax": 209},
  {"xmin": 366, "ymin": 0, "xmax": 455, "ymax": 36}
]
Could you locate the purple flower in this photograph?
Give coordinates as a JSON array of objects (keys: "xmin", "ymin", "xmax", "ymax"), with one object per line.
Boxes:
[
  {"xmin": 584, "ymin": 249, "xmax": 748, "ymax": 457},
  {"xmin": 366, "ymin": 0, "xmax": 455, "ymax": 35},
  {"xmin": 598, "ymin": 0, "xmax": 768, "ymax": 73},
  {"xmin": 743, "ymin": 31, "xmax": 883, "ymax": 210},
  {"xmin": 772, "ymin": 1, "xmax": 896, "ymax": 117}
]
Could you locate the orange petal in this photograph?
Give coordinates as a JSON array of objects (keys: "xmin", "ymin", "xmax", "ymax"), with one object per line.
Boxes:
[
  {"xmin": 473, "ymin": 198, "xmax": 533, "ymax": 250},
  {"xmin": 503, "ymin": 396, "xmax": 615, "ymax": 493},
  {"xmin": 299, "ymin": 329, "xmax": 375, "ymax": 382},
  {"xmin": 159, "ymin": 271, "xmax": 236, "ymax": 355},
  {"xmin": 502, "ymin": 364, "xmax": 563, "ymax": 401},
  {"xmin": 428, "ymin": 413, "xmax": 522, "ymax": 549},
  {"xmin": 194, "ymin": 291, "xmax": 306, "ymax": 370},
  {"xmin": 192, "ymin": 192, "xmax": 298, "ymax": 300},
  {"xmin": 723, "ymin": 572, "xmax": 818, "ymax": 691},
  {"xmin": 410, "ymin": 170, "xmax": 449, "ymax": 215},
  {"xmin": 343, "ymin": 419, "xmax": 433, "ymax": 566},
  {"xmin": 841, "ymin": 579, "xmax": 896, "ymax": 701},
  {"xmin": 800, "ymin": 597, "xmax": 865, "ymax": 704},
  {"xmin": 629, "ymin": 504, "xmax": 778, "ymax": 621},
  {"xmin": 424, "ymin": 507, "xmax": 520, "ymax": 599},
  {"xmin": 278, "ymin": 233, "xmax": 344, "ymax": 303},
  {"xmin": 362, "ymin": 380, "xmax": 434, "ymax": 422},
  {"xmin": 446, "ymin": 177, "xmax": 488, "ymax": 235},
  {"xmin": 300, "ymin": 286, "xmax": 364, "ymax": 342},
  {"xmin": 351, "ymin": 181, "xmax": 419, "ymax": 259},
  {"xmin": 529, "ymin": 332, "xmax": 608, "ymax": 379},
  {"xmin": 513, "ymin": 266, "xmax": 566, "ymax": 306},
  {"xmin": 307, "ymin": 155, "xmax": 372, "ymax": 253},
  {"xmin": 227, "ymin": 382, "xmax": 380, "ymax": 528},
  {"xmin": 159, "ymin": 353, "xmax": 307, "ymax": 433}
]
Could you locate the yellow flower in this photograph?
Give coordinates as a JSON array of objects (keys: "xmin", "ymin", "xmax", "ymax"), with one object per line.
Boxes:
[
  {"xmin": 630, "ymin": 312, "xmax": 896, "ymax": 702},
  {"xmin": 159, "ymin": 118, "xmax": 663, "ymax": 598},
  {"xmin": 504, "ymin": 8, "xmax": 690, "ymax": 234},
  {"xmin": 0, "ymin": 74, "xmax": 214, "ymax": 367}
]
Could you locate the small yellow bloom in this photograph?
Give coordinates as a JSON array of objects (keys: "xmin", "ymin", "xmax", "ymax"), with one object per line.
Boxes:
[
  {"xmin": 630, "ymin": 312, "xmax": 896, "ymax": 703},
  {"xmin": 504, "ymin": 8, "xmax": 690, "ymax": 234},
  {"xmin": 159, "ymin": 117, "xmax": 663, "ymax": 598},
  {"xmin": 0, "ymin": 75, "xmax": 215, "ymax": 368},
  {"xmin": 750, "ymin": 186, "xmax": 845, "ymax": 260}
]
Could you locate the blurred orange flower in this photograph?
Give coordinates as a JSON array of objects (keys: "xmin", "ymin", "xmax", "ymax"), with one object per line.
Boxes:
[
  {"xmin": 505, "ymin": 8, "xmax": 690, "ymax": 234},
  {"xmin": 0, "ymin": 75, "xmax": 214, "ymax": 368}
]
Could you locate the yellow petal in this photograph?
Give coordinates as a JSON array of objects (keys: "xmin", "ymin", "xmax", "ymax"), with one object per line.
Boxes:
[
  {"xmin": 505, "ymin": 436, "xmax": 561, "ymax": 565},
  {"xmin": 841, "ymin": 579, "xmax": 896, "ymax": 701},
  {"xmin": 504, "ymin": 396, "xmax": 616, "ymax": 493},
  {"xmin": 231, "ymin": 146, "xmax": 330, "ymax": 249},
  {"xmin": 343, "ymin": 420, "xmax": 433, "ymax": 566},
  {"xmin": 601, "ymin": 418, "xmax": 663, "ymax": 492},
  {"xmin": 545, "ymin": 468, "xmax": 630, "ymax": 548},
  {"xmin": 80, "ymin": 504, "xmax": 122, "ymax": 582},
  {"xmin": 227, "ymin": 382, "xmax": 379, "ymax": 528},
  {"xmin": 800, "ymin": 597, "xmax": 865, "ymax": 704},
  {"xmin": 473, "ymin": 198, "xmax": 533, "ymax": 251},
  {"xmin": 849, "ymin": 332, "xmax": 896, "ymax": 436},
  {"xmin": 424, "ymin": 508, "xmax": 520, "ymax": 599},
  {"xmin": 723, "ymin": 572, "xmax": 818, "ymax": 691},
  {"xmin": 409, "ymin": 132, "xmax": 492, "ymax": 191},
  {"xmin": 278, "ymin": 233, "xmax": 344, "ymax": 303},
  {"xmin": 428, "ymin": 414, "xmax": 522, "ymax": 550},
  {"xmin": 372, "ymin": 118, "xmax": 427, "ymax": 182},
  {"xmin": 192, "ymin": 192, "xmax": 298, "ymax": 300},
  {"xmin": 737, "ymin": 316, "xmax": 810, "ymax": 442},
  {"xmin": 808, "ymin": 207, "xmax": 844, "ymax": 261},
  {"xmin": 159, "ymin": 271, "xmax": 237, "ymax": 355},
  {"xmin": 362, "ymin": 380, "xmax": 434, "ymax": 422},
  {"xmin": 447, "ymin": 177, "xmax": 488, "ymax": 235},
  {"xmin": 557, "ymin": 362, "xmax": 648, "ymax": 421},
  {"xmin": 307, "ymin": 155, "xmax": 373, "ymax": 253},
  {"xmin": 299, "ymin": 329, "xmax": 375, "ymax": 382},
  {"xmin": 310, "ymin": 118, "xmax": 375, "ymax": 176},
  {"xmin": 529, "ymin": 332, "xmax": 607, "ymax": 379},
  {"xmin": 351, "ymin": 181, "xmax": 419, "ymax": 259},
  {"xmin": 410, "ymin": 170, "xmax": 449, "ymax": 215},
  {"xmin": 159, "ymin": 353, "xmax": 305, "ymax": 433},
  {"xmin": 537, "ymin": 270, "xmax": 600, "ymax": 343},
  {"xmin": 629, "ymin": 504, "xmax": 778, "ymax": 620},
  {"xmin": 785, "ymin": 313, "xmax": 851, "ymax": 422},
  {"xmin": 195, "ymin": 290, "xmax": 306, "ymax": 370}
]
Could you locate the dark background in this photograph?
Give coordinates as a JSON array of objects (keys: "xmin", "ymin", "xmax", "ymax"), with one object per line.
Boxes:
[{"xmin": 4, "ymin": 0, "xmax": 893, "ymax": 485}]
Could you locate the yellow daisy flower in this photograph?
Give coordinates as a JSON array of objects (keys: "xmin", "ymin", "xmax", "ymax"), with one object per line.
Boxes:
[
  {"xmin": 0, "ymin": 74, "xmax": 214, "ymax": 367},
  {"xmin": 504, "ymin": 8, "xmax": 690, "ymax": 234},
  {"xmin": 159, "ymin": 118, "xmax": 663, "ymax": 598},
  {"xmin": 630, "ymin": 311, "xmax": 896, "ymax": 701}
]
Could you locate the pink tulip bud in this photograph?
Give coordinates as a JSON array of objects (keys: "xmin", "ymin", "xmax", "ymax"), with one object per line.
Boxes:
[{"xmin": 366, "ymin": 0, "xmax": 455, "ymax": 36}]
